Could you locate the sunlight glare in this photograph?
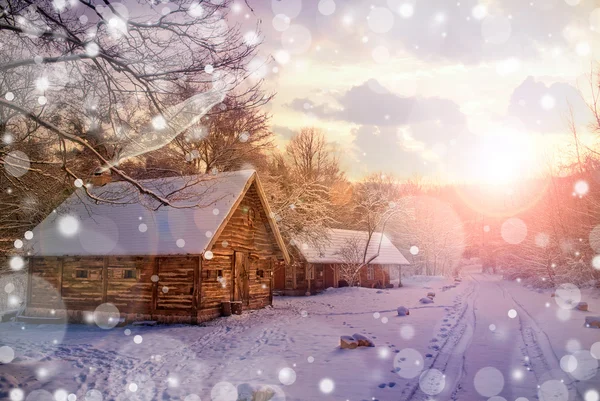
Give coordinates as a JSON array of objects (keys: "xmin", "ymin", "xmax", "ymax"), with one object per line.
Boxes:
[{"xmin": 473, "ymin": 132, "xmax": 534, "ymax": 186}]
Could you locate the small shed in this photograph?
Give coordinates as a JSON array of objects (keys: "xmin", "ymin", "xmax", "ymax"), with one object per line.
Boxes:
[
  {"xmin": 276, "ymin": 229, "xmax": 409, "ymax": 295},
  {"xmin": 23, "ymin": 170, "xmax": 289, "ymax": 324}
]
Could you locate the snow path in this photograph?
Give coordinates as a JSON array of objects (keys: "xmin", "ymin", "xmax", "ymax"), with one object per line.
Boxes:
[{"xmin": 1, "ymin": 273, "xmax": 598, "ymax": 401}]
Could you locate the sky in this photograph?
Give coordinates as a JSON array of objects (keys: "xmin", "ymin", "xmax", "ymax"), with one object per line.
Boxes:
[{"xmin": 228, "ymin": 0, "xmax": 600, "ymax": 183}]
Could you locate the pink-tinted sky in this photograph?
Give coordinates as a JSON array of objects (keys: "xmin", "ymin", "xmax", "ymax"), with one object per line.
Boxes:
[{"xmin": 228, "ymin": 0, "xmax": 600, "ymax": 183}]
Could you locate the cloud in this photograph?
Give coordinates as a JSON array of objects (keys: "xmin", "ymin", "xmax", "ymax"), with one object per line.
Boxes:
[
  {"xmin": 288, "ymin": 80, "xmax": 466, "ymax": 127},
  {"xmin": 272, "ymin": 124, "xmax": 297, "ymax": 140},
  {"xmin": 286, "ymin": 80, "xmax": 473, "ymax": 177},
  {"xmin": 507, "ymin": 76, "xmax": 590, "ymax": 133}
]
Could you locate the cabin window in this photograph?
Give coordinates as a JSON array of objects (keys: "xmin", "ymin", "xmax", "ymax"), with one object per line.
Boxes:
[
  {"xmin": 75, "ymin": 269, "xmax": 88, "ymax": 279},
  {"xmin": 203, "ymin": 269, "xmax": 223, "ymax": 281},
  {"xmin": 248, "ymin": 208, "xmax": 255, "ymax": 227},
  {"xmin": 124, "ymin": 269, "xmax": 136, "ymax": 279},
  {"xmin": 367, "ymin": 265, "xmax": 374, "ymax": 280},
  {"xmin": 257, "ymin": 269, "xmax": 264, "ymax": 278},
  {"xmin": 307, "ymin": 265, "xmax": 314, "ymax": 280},
  {"xmin": 242, "ymin": 205, "xmax": 256, "ymax": 227}
]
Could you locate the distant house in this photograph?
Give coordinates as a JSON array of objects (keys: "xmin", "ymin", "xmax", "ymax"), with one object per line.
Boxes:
[
  {"xmin": 274, "ymin": 229, "xmax": 409, "ymax": 295},
  {"xmin": 24, "ymin": 170, "xmax": 289, "ymax": 324}
]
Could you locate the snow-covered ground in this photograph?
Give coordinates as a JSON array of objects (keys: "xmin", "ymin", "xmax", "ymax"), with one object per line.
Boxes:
[{"xmin": 1, "ymin": 269, "xmax": 599, "ymax": 401}]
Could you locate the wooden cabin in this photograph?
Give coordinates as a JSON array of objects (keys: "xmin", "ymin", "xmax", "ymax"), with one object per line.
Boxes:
[
  {"xmin": 23, "ymin": 170, "xmax": 290, "ymax": 324},
  {"xmin": 275, "ymin": 229, "xmax": 409, "ymax": 295}
]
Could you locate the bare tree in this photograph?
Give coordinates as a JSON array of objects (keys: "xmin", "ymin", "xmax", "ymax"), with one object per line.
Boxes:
[
  {"xmin": 0, "ymin": 0, "xmax": 271, "ymax": 252},
  {"xmin": 172, "ymin": 95, "xmax": 273, "ymax": 174},
  {"xmin": 262, "ymin": 127, "xmax": 348, "ymax": 248},
  {"xmin": 336, "ymin": 236, "xmax": 365, "ymax": 287}
]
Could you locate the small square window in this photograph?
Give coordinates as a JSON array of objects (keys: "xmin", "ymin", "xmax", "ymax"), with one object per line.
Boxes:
[
  {"xmin": 124, "ymin": 269, "xmax": 136, "ymax": 279},
  {"xmin": 257, "ymin": 269, "xmax": 264, "ymax": 278},
  {"xmin": 76, "ymin": 269, "xmax": 88, "ymax": 279}
]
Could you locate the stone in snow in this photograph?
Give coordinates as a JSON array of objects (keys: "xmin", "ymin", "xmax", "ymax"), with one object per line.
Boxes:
[
  {"xmin": 576, "ymin": 302, "xmax": 588, "ymax": 312},
  {"xmin": 340, "ymin": 335, "xmax": 359, "ymax": 349},
  {"xmin": 420, "ymin": 297, "xmax": 434, "ymax": 304},
  {"xmin": 352, "ymin": 333, "xmax": 375, "ymax": 347},
  {"xmin": 397, "ymin": 306, "xmax": 410, "ymax": 316},
  {"xmin": 427, "ymin": 292, "xmax": 436, "ymax": 297},
  {"xmin": 584, "ymin": 316, "xmax": 600, "ymax": 328}
]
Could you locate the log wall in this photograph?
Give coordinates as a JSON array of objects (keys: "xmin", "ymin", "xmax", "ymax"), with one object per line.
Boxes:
[
  {"xmin": 207, "ymin": 184, "xmax": 277, "ymax": 313},
  {"xmin": 26, "ymin": 182, "xmax": 280, "ymax": 324}
]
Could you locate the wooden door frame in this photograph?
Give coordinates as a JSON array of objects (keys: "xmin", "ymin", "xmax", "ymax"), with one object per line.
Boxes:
[{"xmin": 233, "ymin": 251, "xmax": 250, "ymax": 305}]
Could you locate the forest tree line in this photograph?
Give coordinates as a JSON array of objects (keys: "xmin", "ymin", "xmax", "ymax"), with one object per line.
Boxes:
[{"xmin": 2, "ymin": 0, "xmax": 600, "ymax": 288}]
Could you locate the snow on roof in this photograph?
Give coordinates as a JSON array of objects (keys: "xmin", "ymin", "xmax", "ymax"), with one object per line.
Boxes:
[
  {"xmin": 295, "ymin": 229, "xmax": 410, "ymax": 265},
  {"xmin": 29, "ymin": 170, "xmax": 287, "ymax": 258}
]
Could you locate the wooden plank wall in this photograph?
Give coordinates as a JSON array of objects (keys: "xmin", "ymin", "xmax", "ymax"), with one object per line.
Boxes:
[
  {"xmin": 61, "ymin": 256, "xmax": 104, "ymax": 309},
  {"xmin": 200, "ymin": 253, "xmax": 232, "ymax": 311},
  {"xmin": 156, "ymin": 257, "xmax": 195, "ymax": 312},
  {"xmin": 209, "ymin": 183, "xmax": 277, "ymax": 310},
  {"xmin": 106, "ymin": 256, "xmax": 154, "ymax": 314},
  {"xmin": 29, "ymin": 257, "xmax": 62, "ymax": 307}
]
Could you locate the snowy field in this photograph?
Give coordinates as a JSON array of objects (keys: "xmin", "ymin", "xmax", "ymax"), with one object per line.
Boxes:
[{"xmin": 1, "ymin": 269, "xmax": 599, "ymax": 401}]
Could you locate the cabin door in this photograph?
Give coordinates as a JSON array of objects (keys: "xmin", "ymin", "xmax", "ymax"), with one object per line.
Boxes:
[
  {"xmin": 273, "ymin": 260, "xmax": 286, "ymax": 291},
  {"xmin": 233, "ymin": 252, "xmax": 250, "ymax": 306},
  {"xmin": 324, "ymin": 265, "xmax": 336, "ymax": 288}
]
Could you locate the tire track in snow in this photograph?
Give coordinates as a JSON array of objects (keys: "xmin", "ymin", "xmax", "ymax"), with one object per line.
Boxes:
[
  {"xmin": 494, "ymin": 280, "xmax": 584, "ymax": 401},
  {"xmin": 400, "ymin": 277, "xmax": 479, "ymax": 401}
]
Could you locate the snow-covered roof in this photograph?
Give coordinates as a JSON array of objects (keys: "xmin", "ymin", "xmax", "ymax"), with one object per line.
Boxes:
[
  {"xmin": 295, "ymin": 229, "xmax": 410, "ymax": 265},
  {"xmin": 29, "ymin": 170, "xmax": 289, "ymax": 262}
]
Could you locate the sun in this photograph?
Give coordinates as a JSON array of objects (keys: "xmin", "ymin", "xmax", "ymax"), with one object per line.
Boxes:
[{"xmin": 473, "ymin": 132, "xmax": 535, "ymax": 186}]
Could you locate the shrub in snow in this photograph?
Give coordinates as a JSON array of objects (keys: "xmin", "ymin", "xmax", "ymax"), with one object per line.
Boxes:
[
  {"xmin": 576, "ymin": 302, "xmax": 588, "ymax": 312},
  {"xmin": 397, "ymin": 306, "xmax": 410, "ymax": 316},
  {"xmin": 340, "ymin": 336, "xmax": 359, "ymax": 349},
  {"xmin": 420, "ymin": 297, "xmax": 434, "ymax": 304},
  {"xmin": 585, "ymin": 316, "xmax": 600, "ymax": 328},
  {"xmin": 427, "ymin": 292, "xmax": 436, "ymax": 297},
  {"xmin": 352, "ymin": 333, "xmax": 375, "ymax": 347}
]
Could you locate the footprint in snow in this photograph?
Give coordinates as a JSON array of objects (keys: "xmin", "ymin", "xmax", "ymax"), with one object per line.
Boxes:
[
  {"xmin": 378, "ymin": 383, "xmax": 387, "ymax": 388},
  {"xmin": 430, "ymin": 338, "xmax": 438, "ymax": 343},
  {"xmin": 425, "ymin": 353, "xmax": 433, "ymax": 358},
  {"xmin": 388, "ymin": 382, "xmax": 396, "ymax": 388}
]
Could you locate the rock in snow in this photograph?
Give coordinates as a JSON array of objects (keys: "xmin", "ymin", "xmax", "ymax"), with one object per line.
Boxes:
[
  {"xmin": 585, "ymin": 316, "xmax": 600, "ymax": 328},
  {"xmin": 420, "ymin": 297, "xmax": 434, "ymax": 304},
  {"xmin": 352, "ymin": 333, "xmax": 375, "ymax": 347},
  {"xmin": 576, "ymin": 302, "xmax": 589, "ymax": 311},
  {"xmin": 340, "ymin": 336, "xmax": 359, "ymax": 349},
  {"xmin": 427, "ymin": 292, "xmax": 436, "ymax": 297},
  {"xmin": 397, "ymin": 306, "xmax": 410, "ymax": 316}
]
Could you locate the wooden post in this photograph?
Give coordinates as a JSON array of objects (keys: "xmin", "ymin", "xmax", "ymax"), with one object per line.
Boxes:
[
  {"xmin": 102, "ymin": 256, "xmax": 108, "ymax": 303},
  {"xmin": 26, "ymin": 257, "xmax": 33, "ymax": 306},
  {"xmin": 292, "ymin": 262, "xmax": 297, "ymax": 290},
  {"xmin": 269, "ymin": 258, "xmax": 274, "ymax": 306},
  {"xmin": 151, "ymin": 257, "xmax": 159, "ymax": 316},
  {"xmin": 58, "ymin": 258, "xmax": 64, "ymax": 304},
  {"xmin": 192, "ymin": 256, "xmax": 199, "ymax": 324},
  {"xmin": 307, "ymin": 263, "xmax": 311, "ymax": 294}
]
